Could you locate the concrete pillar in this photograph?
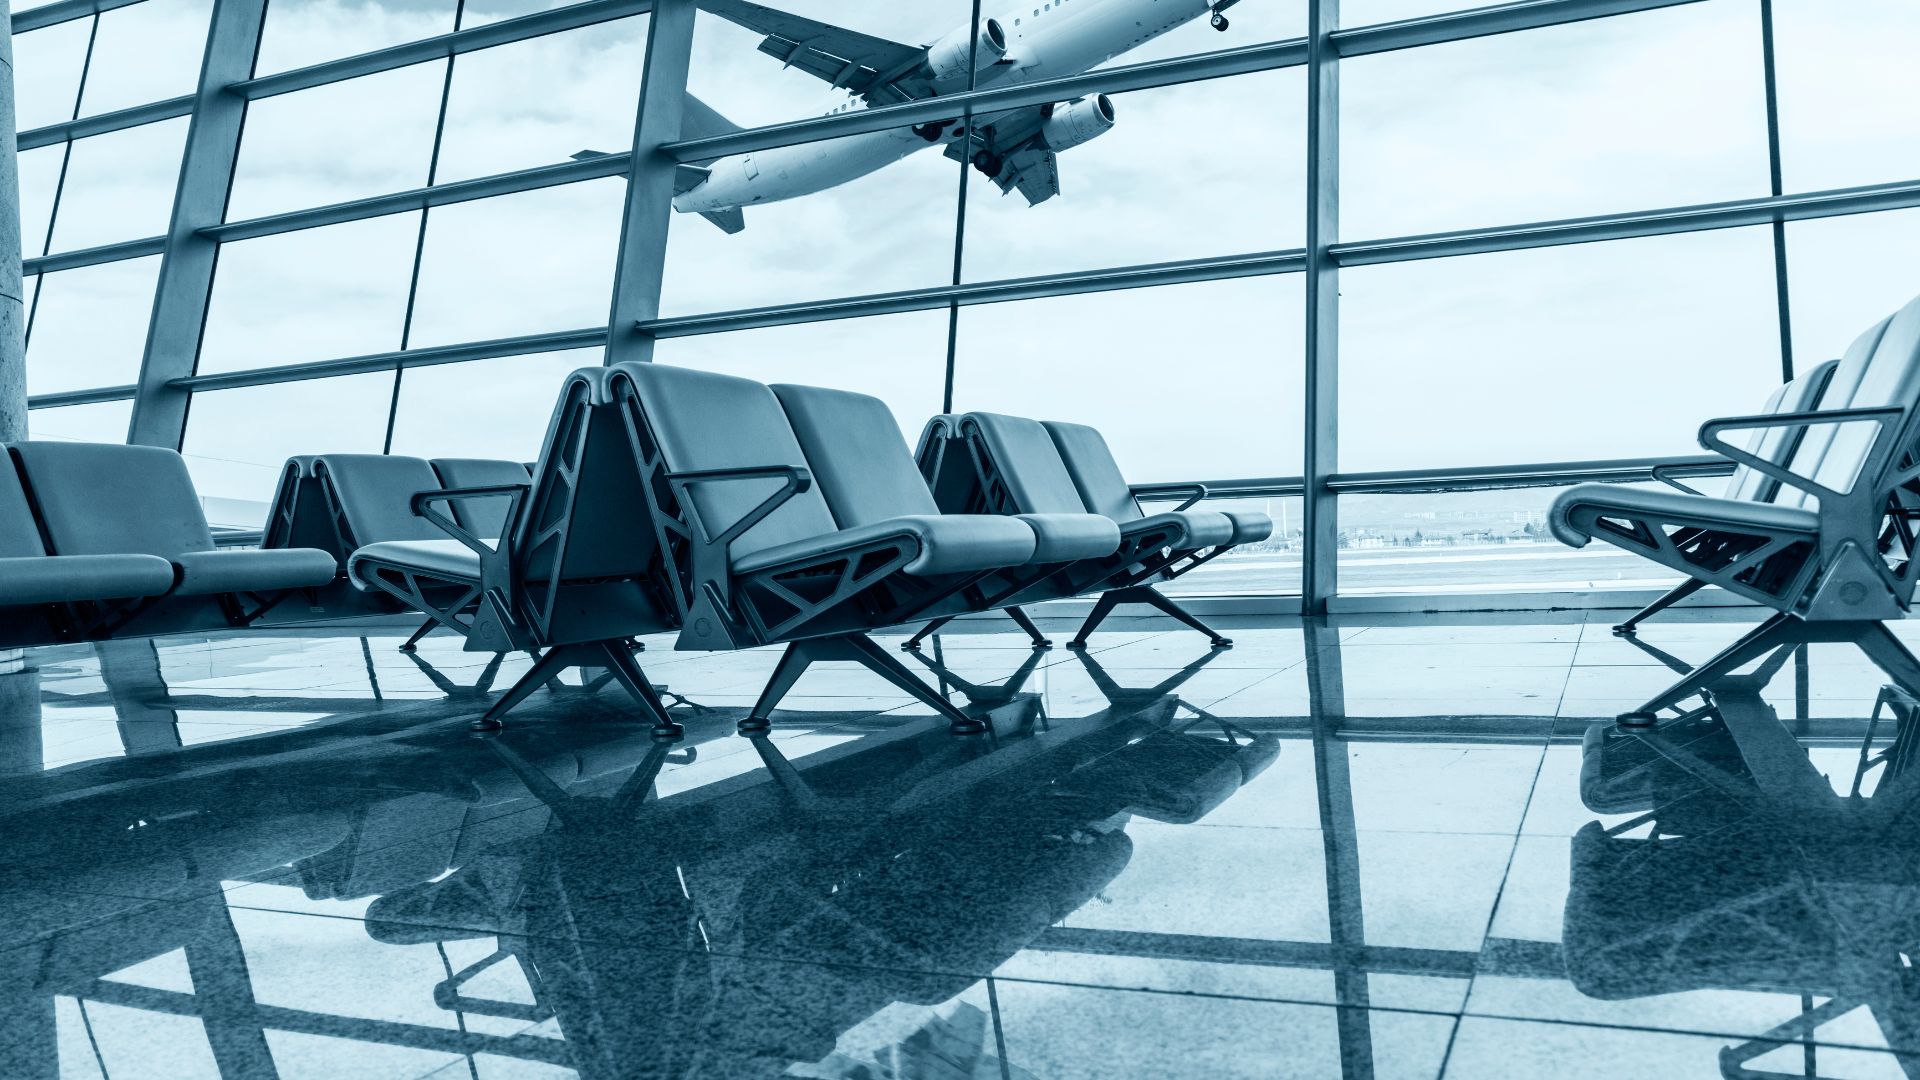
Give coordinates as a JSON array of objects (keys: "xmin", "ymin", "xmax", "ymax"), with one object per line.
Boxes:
[{"xmin": 0, "ymin": 0, "xmax": 25, "ymax": 445}]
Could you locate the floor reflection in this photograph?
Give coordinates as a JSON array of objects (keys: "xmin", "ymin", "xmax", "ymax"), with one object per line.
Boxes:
[{"xmin": 8, "ymin": 613, "xmax": 1920, "ymax": 1076}]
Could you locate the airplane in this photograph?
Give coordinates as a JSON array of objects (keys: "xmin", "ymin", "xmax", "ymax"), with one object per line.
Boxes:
[{"xmin": 666, "ymin": 0, "xmax": 1243, "ymax": 232}]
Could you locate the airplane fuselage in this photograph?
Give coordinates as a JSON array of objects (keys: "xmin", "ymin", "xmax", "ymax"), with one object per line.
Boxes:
[{"xmin": 674, "ymin": 0, "xmax": 1220, "ymax": 215}]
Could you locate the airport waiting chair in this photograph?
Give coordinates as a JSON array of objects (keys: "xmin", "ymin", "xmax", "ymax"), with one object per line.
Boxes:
[
  {"xmin": 1609, "ymin": 358, "xmax": 1840, "ymax": 636},
  {"xmin": 909, "ymin": 412, "xmax": 1265, "ymax": 649},
  {"xmin": 5, "ymin": 442, "xmax": 337, "ymax": 641},
  {"xmin": 1549, "ymin": 294, "xmax": 1920, "ymax": 727},
  {"xmin": 430, "ymin": 458, "xmax": 532, "ymax": 541},
  {"xmin": 607, "ymin": 363, "xmax": 1066, "ymax": 735},
  {"xmin": 348, "ymin": 368, "xmax": 682, "ymax": 735},
  {"xmin": 0, "ymin": 451, "xmax": 177, "ymax": 648}
]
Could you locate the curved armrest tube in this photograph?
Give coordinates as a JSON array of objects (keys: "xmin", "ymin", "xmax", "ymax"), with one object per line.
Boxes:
[
  {"xmin": 409, "ymin": 484, "xmax": 528, "ymax": 557},
  {"xmin": 1132, "ymin": 481, "xmax": 1210, "ymax": 513},
  {"xmin": 1697, "ymin": 405, "xmax": 1905, "ymax": 503}
]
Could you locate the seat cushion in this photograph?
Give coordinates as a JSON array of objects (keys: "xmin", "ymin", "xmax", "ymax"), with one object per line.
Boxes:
[
  {"xmin": 1222, "ymin": 510, "xmax": 1274, "ymax": 545},
  {"xmin": 733, "ymin": 514, "xmax": 1036, "ymax": 578},
  {"xmin": 12, "ymin": 442, "xmax": 215, "ymax": 557},
  {"xmin": 1015, "ymin": 513, "xmax": 1121, "ymax": 564},
  {"xmin": 1549, "ymin": 484, "xmax": 1820, "ymax": 549},
  {"xmin": 0, "ymin": 553, "xmax": 176, "ymax": 605},
  {"xmin": 348, "ymin": 539, "xmax": 486, "ymax": 591},
  {"xmin": 1043, "ymin": 420, "xmax": 1143, "ymax": 523},
  {"xmin": 173, "ymin": 548, "xmax": 338, "ymax": 596},
  {"xmin": 1121, "ymin": 511, "xmax": 1234, "ymax": 550}
]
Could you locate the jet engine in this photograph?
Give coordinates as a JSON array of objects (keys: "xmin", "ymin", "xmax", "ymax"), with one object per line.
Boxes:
[
  {"xmin": 1039, "ymin": 94, "xmax": 1117, "ymax": 151},
  {"xmin": 925, "ymin": 18, "xmax": 1009, "ymax": 82}
]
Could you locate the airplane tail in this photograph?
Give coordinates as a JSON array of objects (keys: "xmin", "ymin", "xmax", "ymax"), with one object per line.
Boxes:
[{"xmin": 680, "ymin": 92, "xmax": 749, "ymax": 234}]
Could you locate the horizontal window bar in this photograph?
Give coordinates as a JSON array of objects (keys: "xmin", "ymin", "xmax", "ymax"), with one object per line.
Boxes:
[
  {"xmin": 1327, "ymin": 454, "xmax": 1732, "ymax": 494},
  {"xmin": 26, "ymin": 385, "xmax": 137, "ymax": 409},
  {"xmin": 1332, "ymin": 0, "xmax": 1706, "ymax": 57},
  {"xmin": 24, "ymin": 236, "xmax": 166, "ymax": 276},
  {"xmin": 1335, "ymin": 178, "xmax": 1920, "ymax": 265},
  {"xmin": 17, "ymin": 95, "xmax": 194, "ymax": 151},
  {"xmin": 204, "ymin": 154, "xmax": 632, "ymax": 243},
  {"xmin": 12, "ymin": 0, "xmax": 143, "ymax": 34},
  {"xmin": 167, "ymin": 327, "xmax": 608, "ymax": 393},
  {"xmin": 641, "ymin": 249, "xmax": 1307, "ymax": 338},
  {"xmin": 229, "ymin": 0, "xmax": 650, "ymax": 101}
]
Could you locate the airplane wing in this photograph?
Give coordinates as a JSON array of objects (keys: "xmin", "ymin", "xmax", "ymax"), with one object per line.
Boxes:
[
  {"xmin": 944, "ymin": 106, "xmax": 1062, "ymax": 206},
  {"xmin": 699, "ymin": 0, "xmax": 930, "ymax": 103}
]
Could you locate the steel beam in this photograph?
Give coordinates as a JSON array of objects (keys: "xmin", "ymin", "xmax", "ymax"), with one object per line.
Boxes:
[
  {"xmin": 23, "ymin": 234, "xmax": 164, "ymax": 275},
  {"xmin": 601, "ymin": 0, "xmax": 693, "ymax": 365},
  {"xmin": 16, "ymin": 94, "xmax": 193, "ymax": 150},
  {"xmin": 1302, "ymin": 0, "xmax": 1340, "ymax": 613},
  {"xmin": 25, "ymin": 384, "xmax": 136, "ymax": 408},
  {"xmin": 641, "ymin": 249, "xmax": 1307, "ymax": 338},
  {"xmin": 1332, "ymin": 0, "xmax": 1706, "ymax": 55},
  {"xmin": 228, "ymin": 0, "xmax": 650, "ymax": 101},
  {"xmin": 10, "ymin": 0, "xmax": 140, "ymax": 34},
  {"xmin": 166, "ymin": 325, "xmax": 607, "ymax": 392},
  {"xmin": 1758, "ymin": 0, "xmax": 1792, "ymax": 381}
]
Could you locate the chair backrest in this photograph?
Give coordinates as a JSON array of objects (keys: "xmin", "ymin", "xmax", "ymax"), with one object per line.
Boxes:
[
  {"xmin": 1043, "ymin": 421, "xmax": 1142, "ymax": 523},
  {"xmin": 513, "ymin": 368, "xmax": 662, "ymax": 586},
  {"xmin": 430, "ymin": 458, "xmax": 533, "ymax": 539},
  {"xmin": 1776, "ymin": 297, "xmax": 1920, "ymax": 508},
  {"xmin": 1727, "ymin": 359, "xmax": 1839, "ymax": 505},
  {"xmin": 610, "ymin": 363, "xmax": 840, "ymax": 565},
  {"xmin": 12, "ymin": 442, "xmax": 214, "ymax": 557},
  {"xmin": 960, "ymin": 413, "xmax": 1090, "ymax": 516},
  {"xmin": 771, "ymin": 384, "xmax": 941, "ymax": 528},
  {"xmin": 0, "ymin": 454, "xmax": 48, "ymax": 558},
  {"xmin": 312, "ymin": 454, "xmax": 446, "ymax": 546}
]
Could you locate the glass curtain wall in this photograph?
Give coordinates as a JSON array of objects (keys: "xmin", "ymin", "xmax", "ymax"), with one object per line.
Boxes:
[{"xmin": 11, "ymin": 0, "xmax": 1918, "ymax": 604}]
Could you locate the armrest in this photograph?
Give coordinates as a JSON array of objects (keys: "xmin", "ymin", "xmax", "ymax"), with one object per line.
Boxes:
[
  {"xmin": 1697, "ymin": 405, "xmax": 1906, "ymax": 504},
  {"xmin": 1649, "ymin": 464, "xmax": 1706, "ymax": 497},
  {"xmin": 664, "ymin": 465, "xmax": 813, "ymax": 598},
  {"xmin": 409, "ymin": 483, "xmax": 529, "ymax": 558},
  {"xmin": 1131, "ymin": 482, "xmax": 1209, "ymax": 513}
]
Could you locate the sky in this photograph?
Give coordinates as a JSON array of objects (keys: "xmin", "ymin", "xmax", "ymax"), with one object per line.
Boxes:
[{"xmin": 8, "ymin": 0, "xmax": 1920, "ymax": 524}]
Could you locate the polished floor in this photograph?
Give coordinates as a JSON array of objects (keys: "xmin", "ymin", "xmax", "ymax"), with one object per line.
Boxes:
[{"xmin": 4, "ymin": 609, "xmax": 1920, "ymax": 1079}]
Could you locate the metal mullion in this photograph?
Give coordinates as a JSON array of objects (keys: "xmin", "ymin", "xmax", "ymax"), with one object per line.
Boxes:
[
  {"xmin": 17, "ymin": 94, "xmax": 194, "ymax": 150},
  {"xmin": 1331, "ymin": 178, "xmax": 1920, "ymax": 266},
  {"xmin": 228, "ymin": 0, "xmax": 650, "ymax": 101},
  {"xmin": 1302, "ymin": 0, "xmax": 1339, "ymax": 612},
  {"xmin": 27, "ymin": 384, "xmax": 138, "ymax": 408},
  {"xmin": 23, "ymin": 235, "xmax": 167, "ymax": 275},
  {"xmin": 1331, "ymin": 0, "xmax": 1707, "ymax": 55},
  {"xmin": 641, "ymin": 250, "xmax": 1308, "ymax": 338},
  {"xmin": 601, "ymin": 0, "xmax": 694, "ymax": 365},
  {"xmin": 942, "ymin": 0, "xmax": 985, "ymax": 416},
  {"xmin": 126, "ymin": 0, "xmax": 269, "ymax": 448},
  {"xmin": 25, "ymin": 10, "xmax": 98, "ymax": 357},
  {"xmin": 166, "ymin": 327, "xmax": 609, "ymax": 393},
  {"xmin": 10, "ymin": 0, "xmax": 143, "ymax": 34},
  {"xmin": 1759, "ymin": 0, "xmax": 1792, "ymax": 381}
]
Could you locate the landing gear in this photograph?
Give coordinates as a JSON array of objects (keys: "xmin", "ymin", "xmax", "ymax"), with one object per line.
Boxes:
[
  {"xmin": 1210, "ymin": 11, "xmax": 1229, "ymax": 30},
  {"xmin": 971, "ymin": 150, "xmax": 1003, "ymax": 177},
  {"xmin": 913, "ymin": 120, "xmax": 951, "ymax": 143}
]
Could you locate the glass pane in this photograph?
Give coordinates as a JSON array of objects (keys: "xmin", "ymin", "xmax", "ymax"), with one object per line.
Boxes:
[
  {"xmin": 78, "ymin": 0, "xmax": 215, "ymax": 117},
  {"xmin": 387, "ymin": 349, "xmax": 600, "ymax": 460},
  {"xmin": 12, "ymin": 18, "xmax": 91, "ymax": 132},
  {"xmin": 459, "ymin": 0, "xmax": 573, "ymax": 25},
  {"xmin": 18, "ymin": 145, "xmax": 64, "ymax": 258},
  {"xmin": 1339, "ymin": 227, "xmax": 1780, "ymax": 473},
  {"xmin": 47, "ymin": 118, "xmax": 189, "ymax": 253},
  {"xmin": 1159, "ymin": 494, "xmax": 1302, "ymax": 597},
  {"xmin": 1784, "ymin": 208, "xmax": 1920, "ymax": 370},
  {"xmin": 1773, "ymin": 0, "xmax": 1920, "ymax": 193},
  {"xmin": 25, "ymin": 255, "xmax": 162, "ymax": 396},
  {"xmin": 1337, "ymin": 485, "xmax": 1688, "ymax": 596},
  {"xmin": 181, "ymin": 372, "xmax": 396, "ymax": 528},
  {"xmin": 1341, "ymin": 0, "xmax": 1769, "ymax": 239},
  {"xmin": 26, "ymin": 400, "xmax": 132, "ymax": 443},
  {"xmin": 198, "ymin": 213, "xmax": 422, "ymax": 375},
  {"xmin": 253, "ymin": 0, "xmax": 459, "ymax": 77},
  {"xmin": 653, "ymin": 309, "xmax": 951, "ymax": 441},
  {"xmin": 433, "ymin": 16, "xmax": 647, "ymax": 183},
  {"xmin": 227, "ymin": 64, "xmax": 444, "ymax": 221},
  {"xmin": 407, "ymin": 179, "xmax": 625, "ymax": 347},
  {"xmin": 659, "ymin": 135, "xmax": 958, "ymax": 316},
  {"xmin": 1341, "ymin": 0, "xmax": 1481, "ymax": 27},
  {"xmin": 961, "ymin": 68, "xmax": 1304, "ymax": 283},
  {"xmin": 952, "ymin": 275, "xmax": 1305, "ymax": 482}
]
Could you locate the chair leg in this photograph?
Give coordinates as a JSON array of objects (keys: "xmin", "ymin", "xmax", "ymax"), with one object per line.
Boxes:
[
  {"xmin": 474, "ymin": 641, "xmax": 679, "ymax": 736},
  {"xmin": 1618, "ymin": 612, "xmax": 1803, "ymax": 727},
  {"xmin": 901, "ymin": 614, "xmax": 956, "ymax": 651},
  {"xmin": 745, "ymin": 635, "xmax": 987, "ymax": 735},
  {"xmin": 592, "ymin": 640, "xmax": 683, "ymax": 740},
  {"xmin": 1612, "ymin": 578, "xmax": 1709, "ymax": 637},
  {"xmin": 473, "ymin": 647, "xmax": 580, "ymax": 731},
  {"xmin": 1066, "ymin": 591, "xmax": 1125, "ymax": 649},
  {"xmin": 1003, "ymin": 605, "xmax": 1053, "ymax": 649},
  {"xmin": 741, "ymin": 642, "xmax": 816, "ymax": 734},
  {"xmin": 1853, "ymin": 624, "xmax": 1920, "ymax": 702},
  {"xmin": 398, "ymin": 618, "xmax": 435, "ymax": 653},
  {"xmin": 1132, "ymin": 585, "xmax": 1233, "ymax": 648}
]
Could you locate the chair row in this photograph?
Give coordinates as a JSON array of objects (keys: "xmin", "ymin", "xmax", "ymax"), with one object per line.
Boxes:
[
  {"xmin": 1550, "ymin": 292, "xmax": 1920, "ymax": 726},
  {"xmin": 0, "ymin": 442, "xmax": 337, "ymax": 648},
  {"xmin": 345, "ymin": 363, "xmax": 1272, "ymax": 735}
]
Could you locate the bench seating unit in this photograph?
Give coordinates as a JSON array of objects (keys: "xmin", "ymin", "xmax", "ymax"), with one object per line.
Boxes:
[
  {"xmin": 1, "ymin": 442, "xmax": 337, "ymax": 646},
  {"xmin": 1549, "ymin": 295, "xmax": 1920, "ymax": 727},
  {"xmin": 911, "ymin": 412, "xmax": 1271, "ymax": 649},
  {"xmin": 347, "ymin": 369, "xmax": 681, "ymax": 735},
  {"xmin": 1609, "ymin": 359, "xmax": 1840, "ymax": 636},
  {"xmin": 607, "ymin": 363, "xmax": 1106, "ymax": 735}
]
